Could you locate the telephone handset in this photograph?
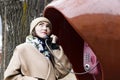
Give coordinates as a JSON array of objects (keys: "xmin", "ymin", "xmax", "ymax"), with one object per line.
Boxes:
[
  {"xmin": 45, "ymin": 35, "xmax": 53, "ymax": 43},
  {"xmin": 83, "ymin": 42, "xmax": 99, "ymax": 75}
]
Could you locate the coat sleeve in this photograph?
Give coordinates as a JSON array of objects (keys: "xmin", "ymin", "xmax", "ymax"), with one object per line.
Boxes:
[
  {"xmin": 52, "ymin": 46, "xmax": 72, "ymax": 79},
  {"xmin": 4, "ymin": 47, "xmax": 38, "ymax": 80}
]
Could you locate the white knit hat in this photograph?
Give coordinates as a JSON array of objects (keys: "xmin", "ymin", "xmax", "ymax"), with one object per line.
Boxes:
[{"xmin": 30, "ymin": 17, "xmax": 52, "ymax": 34}]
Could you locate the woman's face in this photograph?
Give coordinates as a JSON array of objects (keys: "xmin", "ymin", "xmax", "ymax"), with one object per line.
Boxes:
[{"xmin": 35, "ymin": 21, "xmax": 51, "ymax": 39}]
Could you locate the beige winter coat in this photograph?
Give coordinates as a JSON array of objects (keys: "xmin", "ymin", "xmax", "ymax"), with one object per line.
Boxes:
[{"xmin": 4, "ymin": 43, "xmax": 72, "ymax": 80}]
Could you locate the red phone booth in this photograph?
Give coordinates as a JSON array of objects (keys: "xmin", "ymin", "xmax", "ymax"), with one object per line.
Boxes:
[{"xmin": 44, "ymin": 0, "xmax": 120, "ymax": 80}]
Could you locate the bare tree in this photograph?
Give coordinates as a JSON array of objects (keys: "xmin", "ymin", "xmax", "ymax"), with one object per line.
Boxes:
[{"xmin": 0, "ymin": 0, "xmax": 52, "ymax": 79}]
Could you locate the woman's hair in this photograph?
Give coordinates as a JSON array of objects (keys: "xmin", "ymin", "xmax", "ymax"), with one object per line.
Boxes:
[{"xmin": 31, "ymin": 28, "xmax": 37, "ymax": 37}]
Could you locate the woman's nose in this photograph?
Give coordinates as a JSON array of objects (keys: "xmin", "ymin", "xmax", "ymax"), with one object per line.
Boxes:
[{"xmin": 42, "ymin": 25, "xmax": 47, "ymax": 29}]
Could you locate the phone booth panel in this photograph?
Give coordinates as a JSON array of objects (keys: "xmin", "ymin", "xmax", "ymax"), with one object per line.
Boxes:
[{"xmin": 44, "ymin": 0, "xmax": 120, "ymax": 80}]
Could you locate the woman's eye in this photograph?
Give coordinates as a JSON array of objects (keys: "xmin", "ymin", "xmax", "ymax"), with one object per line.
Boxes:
[
  {"xmin": 46, "ymin": 25, "xmax": 49, "ymax": 27},
  {"xmin": 39, "ymin": 23, "xmax": 43, "ymax": 25}
]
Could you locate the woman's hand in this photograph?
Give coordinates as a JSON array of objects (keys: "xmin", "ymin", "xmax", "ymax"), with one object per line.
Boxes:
[{"xmin": 50, "ymin": 34, "xmax": 58, "ymax": 43}]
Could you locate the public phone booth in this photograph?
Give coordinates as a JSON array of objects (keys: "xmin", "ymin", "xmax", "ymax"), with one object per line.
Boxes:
[{"xmin": 43, "ymin": 0, "xmax": 120, "ymax": 80}]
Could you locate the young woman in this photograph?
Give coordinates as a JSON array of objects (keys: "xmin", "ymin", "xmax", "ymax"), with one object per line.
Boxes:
[{"xmin": 4, "ymin": 17, "xmax": 72, "ymax": 80}]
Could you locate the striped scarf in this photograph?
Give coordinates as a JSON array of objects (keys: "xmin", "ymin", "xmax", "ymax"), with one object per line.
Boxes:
[{"xmin": 25, "ymin": 35, "xmax": 50, "ymax": 57}]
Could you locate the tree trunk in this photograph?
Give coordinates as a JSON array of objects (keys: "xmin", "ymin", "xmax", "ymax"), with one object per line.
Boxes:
[{"xmin": 0, "ymin": 0, "xmax": 52, "ymax": 79}]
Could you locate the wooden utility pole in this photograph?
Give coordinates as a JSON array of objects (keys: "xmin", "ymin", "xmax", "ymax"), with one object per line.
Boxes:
[{"xmin": 3, "ymin": 0, "xmax": 7, "ymax": 72}]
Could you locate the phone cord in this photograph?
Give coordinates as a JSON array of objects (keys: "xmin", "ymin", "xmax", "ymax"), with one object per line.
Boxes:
[{"xmin": 45, "ymin": 39, "xmax": 99, "ymax": 75}]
